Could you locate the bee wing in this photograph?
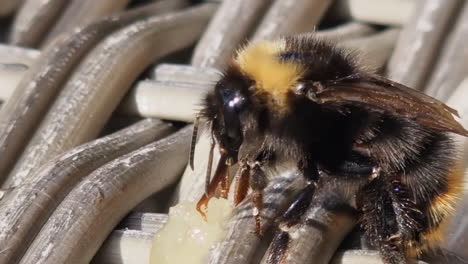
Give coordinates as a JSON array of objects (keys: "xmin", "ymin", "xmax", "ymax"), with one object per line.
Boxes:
[{"xmin": 316, "ymin": 75, "xmax": 468, "ymax": 136}]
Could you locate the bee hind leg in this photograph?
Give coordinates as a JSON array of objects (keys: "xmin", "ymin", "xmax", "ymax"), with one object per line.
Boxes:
[{"xmin": 358, "ymin": 177, "xmax": 423, "ymax": 264}]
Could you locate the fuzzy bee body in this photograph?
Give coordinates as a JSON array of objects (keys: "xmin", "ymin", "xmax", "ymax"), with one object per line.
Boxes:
[{"xmin": 193, "ymin": 35, "xmax": 468, "ymax": 263}]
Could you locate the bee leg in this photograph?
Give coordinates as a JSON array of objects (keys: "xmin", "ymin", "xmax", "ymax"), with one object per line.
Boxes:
[
  {"xmin": 266, "ymin": 165, "xmax": 318, "ymax": 263},
  {"xmin": 277, "ymin": 164, "xmax": 318, "ymax": 227},
  {"xmin": 358, "ymin": 178, "xmax": 404, "ymax": 264},
  {"xmin": 219, "ymin": 164, "xmax": 231, "ymax": 199},
  {"xmin": 265, "ymin": 184, "xmax": 316, "ymax": 263},
  {"xmin": 358, "ymin": 177, "xmax": 422, "ymax": 264},
  {"xmin": 196, "ymin": 154, "xmax": 229, "ymax": 219},
  {"xmin": 386, "ymin": 180, "xmax": 424, "ymax": 258},
  {"xmin": 234, "ymin": 160, "xmax": 250, "ymax": 206},
  {"xmin": 250, "ymin": 161, "xmax": 268, "ymax": 235}
]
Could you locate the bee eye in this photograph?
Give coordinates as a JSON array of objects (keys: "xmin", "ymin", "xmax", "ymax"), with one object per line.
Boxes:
[
  {"xmin": 220, "ymin": 89, "xmax": 245, "ymax": 112},
  {"xmin": 227, "ymin": 95, "xmax": 244, "ymax": 109}
]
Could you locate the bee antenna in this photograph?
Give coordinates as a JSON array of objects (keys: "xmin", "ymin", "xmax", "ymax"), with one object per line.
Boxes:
[
  {"xmin": 189, "ymin": 114, "xmax": 201, "ymax": 170},
  {"xmin": 205, "ymin": 136, "xmax": 215, "ymax": 195}
]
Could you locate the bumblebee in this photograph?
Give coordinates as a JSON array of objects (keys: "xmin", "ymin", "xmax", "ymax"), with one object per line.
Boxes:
[{"xmin": 190, "ymin": 35, "xmax": 468, "ymax": 264}]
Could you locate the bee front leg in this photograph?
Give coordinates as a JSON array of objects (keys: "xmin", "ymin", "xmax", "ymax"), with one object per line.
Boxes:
[
  {"xmin": 234, "ymin": 160, "xmax": 250, "ymax": 206},
  {"xmin": 250, "ymin": 161, "xmax": 268, "ymax": 235},
  {"xmin": 196, "ymin": 153, "xmax": 229, "ymax": 219}
]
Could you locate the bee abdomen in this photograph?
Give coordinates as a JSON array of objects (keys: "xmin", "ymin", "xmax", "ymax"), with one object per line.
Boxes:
[
  {"xmin": 368, "ymin": 124, "xmax": 463, "ymax": 256},
  {"xmin": 403, "ymin": 135, "xmax": 463, "ymax": 256}
]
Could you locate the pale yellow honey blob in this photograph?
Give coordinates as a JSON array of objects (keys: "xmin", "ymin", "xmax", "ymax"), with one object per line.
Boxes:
[{"xmin": 150, "ymin": 198, "xmax": 233, "ymax": 264}]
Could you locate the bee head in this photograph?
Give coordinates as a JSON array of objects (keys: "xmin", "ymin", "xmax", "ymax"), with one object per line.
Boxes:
[{"xmin": 204, "ymin": 67, "xmax": 252, "ymax": 165}]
